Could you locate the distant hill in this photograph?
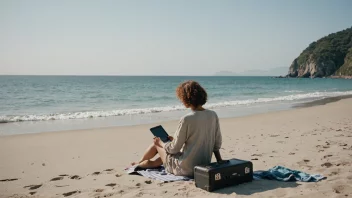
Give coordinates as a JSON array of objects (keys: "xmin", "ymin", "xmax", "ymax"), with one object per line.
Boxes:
[
  {"xmin": 213, "ymin": 71, "xmax": 237, "ymax": 76},
  {"xmin": 214, "ymin": 67, "xmax": 287, "ymax": 76},
  {"xmin": 288, "ymin": 27, "xmax": 352, "ymax": 78}
]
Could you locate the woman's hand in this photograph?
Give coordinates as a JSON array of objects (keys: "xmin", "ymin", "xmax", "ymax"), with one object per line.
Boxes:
[
  {"xmin": 168, "ymin": 136, "xmax": 174, "ymax": 141},
  {"xmin": 153, "ymin": 137, "xmax": 165, "ymax": 148}
]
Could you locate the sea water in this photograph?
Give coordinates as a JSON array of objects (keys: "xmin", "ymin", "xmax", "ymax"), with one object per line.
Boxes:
[{"xmin": 1, "ymin": 76, "xmax": 351, "ymax": 135}]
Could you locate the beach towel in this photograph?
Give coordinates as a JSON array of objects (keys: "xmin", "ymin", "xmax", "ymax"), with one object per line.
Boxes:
[
  {"xmin": 126, "ymin": 165, "xmax": 325, "ymax": 182},
  {"xmin": 126, "ymin": 165, "xmax": 192, "ymax": 182},
  {"xmin": 253, "ymin": 166, "xmax": 326, "ymax": 182}
]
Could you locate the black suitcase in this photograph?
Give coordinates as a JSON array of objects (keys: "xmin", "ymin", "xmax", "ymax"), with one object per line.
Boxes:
[{"xmin": 194, "ymin": 158, "xmax": 253, "ymax": 192}]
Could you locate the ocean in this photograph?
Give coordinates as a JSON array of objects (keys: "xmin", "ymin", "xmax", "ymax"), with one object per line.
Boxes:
[{"xmin": 1, "ymin": 76, "xmax": 351, "ymax": 135}]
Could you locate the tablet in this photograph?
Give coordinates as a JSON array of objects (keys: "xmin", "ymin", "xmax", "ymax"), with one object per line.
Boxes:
[{"xmin": 150, "ymin": 125, "xmax": 170, "ymax": 143}]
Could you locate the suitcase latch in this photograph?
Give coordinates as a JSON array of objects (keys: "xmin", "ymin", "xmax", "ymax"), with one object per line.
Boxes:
[{"xmin": 215, "ymin": 173, "xmax": 221, "ymax": 181}]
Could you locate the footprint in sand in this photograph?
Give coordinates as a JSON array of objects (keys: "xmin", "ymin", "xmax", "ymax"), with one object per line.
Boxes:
[
  {"xmin": 92, "ymin": 172, "xmax": 101, "ymax": 176},
  {"xmin": 251, "ymin": 158, "xmax": 259, "ymax": 160},
  {"xmin": 336, "ymin": 162, "xmax": 350, "ymax": 166},
  {"xmin": 328, "ymin": 171, "xmax": 339, "ymax": 176},
  {"xmin": 69, "ymin": 175, "xmax": 81, "ymax": 180},
  {"xmin": 298, "ymin": 160, "xmax": 312, "ymax": 168},
  {"xmin": 95, "ymin": 189, "xmax": 104, "ymax": 192},
  {"xmin": 50, "ymin": 176, "xmax": 64, "ymax": 181},
  {"xmin": 63, "ymin": 190, "xmax": 80, "ymax": 197},
  {"xmin": 251, "ymin": 154, "xmax": 262, "ymax": 157},
  {"xmin": 29, "ymin": 192, "xmax": 36, "ymax": 195},
  {"xmin": 135, "ymin": 192, "xmax": 144, "ymax": 197},
  {"xmin": 105, "ymin": 183, "xmax": 116, "ymax": 187},
  {"xmin": 145, "ymin": 180, "xmax": 152, "ymax": 184},
  {"xmin": 343, "ymin": 146, "xmax": 352, "ymax": 150},
  {"xmin": 24, "ymin": 184, "xmax": 42, "ymax": 190},
  {"xmin": 103, "ymin": 193, "xmax": 115, "ymax": 197},
  {"xmin": 334, "ymin": 134, "xmax": 344, "ymax": 137},
  {"xmin": 321, "ymin": 162, "xmax": 333, "ymax": 168},
  {"xmin": 115, "ymin": 174, "xmax": 121, "ymax": 177},
  {"xmin": 332, "ymin": 185, "xmax": 345, "ymax": 194},
  {"xmin": 289, "ymin": 152, "xmax": 295, "ymax": 155},
  {"xmin": 104, "ymin": 169, "xmax": 114, "ymax": 172},
  {"xmin": 317, "ymin": 144, "xmax": 329, "ymax": 149},
  {"xmin": 0, "ymin": 178, "xmax": 19, "ymax": 182},
  {"xmin": 59, "ymin": 174, "xmax": 69, "ymax": 177},
  {"xmin": 55, "ymin": 185, "xmax": 69, "ymax": 187},
  {"xmin": 323, "ymin": 154, "xmax": 333, "ymax": 158}
]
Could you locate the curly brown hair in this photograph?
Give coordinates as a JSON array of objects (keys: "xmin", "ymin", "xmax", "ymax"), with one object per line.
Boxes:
[{"xmin": 176, "ymin": 80, "xmax": 208, "ymax": 107}]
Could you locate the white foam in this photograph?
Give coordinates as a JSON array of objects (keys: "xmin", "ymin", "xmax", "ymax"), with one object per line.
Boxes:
[
  {"xmin": 1, "ymin": 91, "xmax": 352, "ymax": 123},
  {"xmin": 207, "ymin": 91, "xmax": 352, "ymax": 108},
  {"xmin": 283, "ymin": 90, "xmax": 304, "ymax": 93}
]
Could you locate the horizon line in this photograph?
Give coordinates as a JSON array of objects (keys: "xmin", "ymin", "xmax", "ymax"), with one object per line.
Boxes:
[{"xmin": 0, "ymin": 74, "xmax": 278, "ymax": 77}]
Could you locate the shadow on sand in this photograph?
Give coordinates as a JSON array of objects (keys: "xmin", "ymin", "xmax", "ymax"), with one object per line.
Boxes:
[{"xmin": 214, "ymin": 180, "xmax": 301, "ymax": 195}]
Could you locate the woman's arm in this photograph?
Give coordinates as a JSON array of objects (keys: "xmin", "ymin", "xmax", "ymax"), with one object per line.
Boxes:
[
  {"xmin": 164, "ymin": 118, "xmax": 188, "ymax": 154},
  {"xmin": 214, "ymin": 150, "xmax": 223, "ymax": 162},
  {"xmin": 213, "ymin": 114, "xmax": 222, "ymax": 161}
]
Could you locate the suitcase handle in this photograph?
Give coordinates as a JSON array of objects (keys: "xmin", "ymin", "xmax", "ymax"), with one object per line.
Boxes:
[{"xmin": 217, "ymin": 160, "xmax": 230, "ymax": 165}]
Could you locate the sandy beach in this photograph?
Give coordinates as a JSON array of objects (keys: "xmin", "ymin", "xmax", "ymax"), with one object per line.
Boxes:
[{"xmin": 1, "ymin": 98, "xmax": 352, "ymax": 198}]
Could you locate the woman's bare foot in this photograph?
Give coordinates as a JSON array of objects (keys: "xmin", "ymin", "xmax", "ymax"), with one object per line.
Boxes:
[{"xmin": 138, "ymin": 160, "xmax": 152, "ymax": 169}]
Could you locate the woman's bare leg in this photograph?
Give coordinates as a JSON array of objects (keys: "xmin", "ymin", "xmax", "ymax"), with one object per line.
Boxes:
[
  {"xmin": 131, "ymin": 143, "xmax": 157, "ymax": 165},
  {"xmin": 155, "ymin": 145, "xmax": 167, "ymax": 163},
  {"xmin": 131, "ymin": 143, "xmax": 167, "ymax": 169},
  {"xmin": 138, "ymin": 157, "xmax": 163, "ymax": 169}
]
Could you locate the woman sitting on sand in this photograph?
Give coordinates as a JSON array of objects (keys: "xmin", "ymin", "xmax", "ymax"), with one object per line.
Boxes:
[{"xmin": 132, "ymin": 80, "xmax": 222, "ymax": 177}]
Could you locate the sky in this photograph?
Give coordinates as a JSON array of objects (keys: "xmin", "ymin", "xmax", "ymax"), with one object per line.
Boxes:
[{"xmin": 0, "ymin": 0, "xmax": 351, "ymax": 76}]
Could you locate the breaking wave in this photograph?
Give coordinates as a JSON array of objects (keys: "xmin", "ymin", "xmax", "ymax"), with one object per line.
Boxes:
[{"xmin": 1, "ymin": 91, "xmax": 352, "ymax": 123}]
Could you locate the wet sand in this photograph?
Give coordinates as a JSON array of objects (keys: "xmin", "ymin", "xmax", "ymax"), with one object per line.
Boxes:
[{"xmin": 294, "ymin": 95, "xmax": 352, "ymax": 108}]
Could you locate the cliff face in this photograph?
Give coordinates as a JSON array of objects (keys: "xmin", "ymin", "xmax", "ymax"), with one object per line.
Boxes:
[
  {"xmin": 288, "ymin": 27, "xmax": 352, "ymax": 78},
  {"xmin": 335, "ymin": 48, "xmax": 352, "ymax": 76},
  {"xmin": 288, "ymin": 56, "xmax": 337, "ymax": 78}
]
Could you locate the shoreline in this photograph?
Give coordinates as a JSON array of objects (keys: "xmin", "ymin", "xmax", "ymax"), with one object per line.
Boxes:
[
  {"xmin": 293, "ymin": 95, "xmax": 352, "ymax": 108},
  {"xmin": 1, "ymin": 96, "xmax": 352, "ymax": 138},
  {"xmin": 1, "ymin": 95, "xmax": 351, "ymax": 136}
]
